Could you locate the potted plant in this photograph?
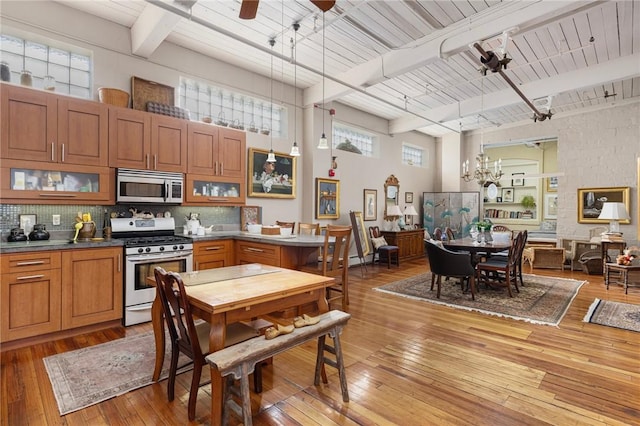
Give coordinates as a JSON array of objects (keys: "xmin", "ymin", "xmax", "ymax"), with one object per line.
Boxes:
[{"xmin": 520, "ymin": 195, "xmax": 536, "ymax": 218}]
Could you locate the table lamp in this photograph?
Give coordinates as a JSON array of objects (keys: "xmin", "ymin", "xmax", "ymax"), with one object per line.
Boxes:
[
  {"xmin": 404, "ymin": 205, "xmax": 419, "ymax": 227},
  {"xmin": 597, "ymin": 202, "xmax": 629, "ymax": 234},
  {"xmin": 387, "ymin": 205, "xmax": 403, "ymax": 231}
]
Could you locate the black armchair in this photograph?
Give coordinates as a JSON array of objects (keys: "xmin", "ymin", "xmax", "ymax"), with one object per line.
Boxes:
[{"xmin": 425, "ymin": 240, "xmax": 476, "ymax": 300}]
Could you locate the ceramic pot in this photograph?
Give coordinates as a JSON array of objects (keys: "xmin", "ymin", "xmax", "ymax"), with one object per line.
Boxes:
[
  {"xmin": 1, "ymin": 62, "xmax": 10, "ymax": 82},
  {"xmin": 28, "ymin": 224, "xmax": 50, "ymax": 241},
  {"xmin": 77, "ymin": 222, "xmax": 96, "ymax": 240},
  {"xmin": 8, "ymin": 228, "xmax": 27, "ymax": 242}
]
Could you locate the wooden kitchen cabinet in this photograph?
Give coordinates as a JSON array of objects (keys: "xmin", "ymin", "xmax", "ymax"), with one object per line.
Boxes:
[
  {"xmin": 194, "ymin": 239, "xmax": 234, "ymax": 270},
  {"xmin": 381, "ymin": 228, "xmax": 425, "ymax": 261},
  {"xmin": 1, "ymin": 83, "xmax": 109, "ymax": 167},
  {"xmin": 61, "ymin": 247, "xmax": 123, "ymax": 329},
  {"xmin": 1, "ymin": 251, "xmax": 62, "ymax": 342},
  {"xmin": 185, "ymin": 174, "xmax": 246, "ymax": 205},
  {"xmin": 188, "ymin": 124, "xmax": 245, "ymax": 178},
  {"xmin": 236, "ymin": 240, "xmax": 281, "ymax": 267},
  {"xmin": 109, "ymin": 107, "xmax": 187, "ymax": 172}
]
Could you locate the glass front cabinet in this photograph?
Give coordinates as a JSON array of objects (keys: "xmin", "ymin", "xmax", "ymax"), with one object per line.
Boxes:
[{"xmin": 184, "ymin": 174, "xmax": 245, "ymax": 205}]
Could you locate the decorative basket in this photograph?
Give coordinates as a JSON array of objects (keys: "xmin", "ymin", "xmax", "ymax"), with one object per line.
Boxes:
[
  {"xmin": 261, "ymin": 225, "xmax": 281, "ymax": 235},
  {"xmin": 98, "ymin": 88, "xmax": 130, "ymax": 108}
]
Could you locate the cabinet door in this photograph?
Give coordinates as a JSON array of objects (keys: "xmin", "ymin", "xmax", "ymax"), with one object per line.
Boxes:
[
  {"xmin": 58, "ymin": 98, "xmax": 109, "ymax": 166},
  {"xmin": 219, "ymin": 127, "xmax": 245, "ymax": 178},
  {"xmin": 188, "ymin": 121, "xmax": 218, "ymax": 174},
  {"xmin": 1, "ymin": 269, "xmax": 62, "ymax": 342},
  {"xmin": 184, "ymin": 174, "xmax": 246, "ymax": 205},
  {"xmin": 235, "ymin": 241, "xmax": 281, "ymax": 266},
  {"xmin": 151, "ymin": 115, "xmax": 187, "ymax": 172},
  {"xmin": 61, "ymin": 247, "xmax": 123, "ymax": 329},
  {"xmin": 194, "ymin": 240, "xmax": 234, "ymax": 270},
  {"xmin": 109, "ymin": 107, "xmax": 151, "ymax": 169},
  {"xmin": 1, "ymin": 84, "xmax": 57, "ymax": 162}
]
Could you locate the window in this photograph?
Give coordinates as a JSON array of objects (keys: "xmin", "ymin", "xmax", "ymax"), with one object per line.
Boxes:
[
  {"xmin": 332, "ymin": 123, "xmax": 374, "ymax": 157},
  {"xmin": 402, "ymin": 144, "xmax": 424, "ymax": 167},
  {"xmin": 179, "ymin": 77, "xmax": 286, "ymax": 138},
  {"xmin": 0, "ymin": 34, "xmax": 92, "ymax": 98}
]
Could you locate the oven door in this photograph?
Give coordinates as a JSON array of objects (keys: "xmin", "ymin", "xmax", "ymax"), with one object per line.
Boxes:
[{"xmin": 124, "ymin": 251, "xmax": 193, "ymax": 326}]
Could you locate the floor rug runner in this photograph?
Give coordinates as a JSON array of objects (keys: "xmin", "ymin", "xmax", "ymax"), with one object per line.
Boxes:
[
  {"xmin": 583, "ymin": 298, "xmax": 640, "ymax": 332},
  {"xmin": 44, "ymin": 331, "xmax": 190, "ymax": 415},
  {"xmin": 374, "ymin": 273, "xmax": 585, "ymax": 326}
]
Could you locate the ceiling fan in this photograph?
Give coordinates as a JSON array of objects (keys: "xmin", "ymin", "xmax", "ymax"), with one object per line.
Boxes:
[{"xmin": 239, "ymin": 0, "xmax": 335, "ymax": 20}]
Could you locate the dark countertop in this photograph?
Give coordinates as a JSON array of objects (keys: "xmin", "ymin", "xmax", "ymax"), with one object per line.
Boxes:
[{"xmin": 1, "ymin": 238, "xmax": 124, "ymax": 253}]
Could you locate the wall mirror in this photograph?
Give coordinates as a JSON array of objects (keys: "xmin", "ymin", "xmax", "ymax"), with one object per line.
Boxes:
[{"xmin": 384, "ymin": 174, "xmax": 400, "ymax": 220}]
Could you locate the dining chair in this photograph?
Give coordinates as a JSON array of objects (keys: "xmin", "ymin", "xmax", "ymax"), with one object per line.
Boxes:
[
  {"xmin": 474, "ymin": 231, "xmax": 525, "ymax": 297},
  {"xmin": 444, "ymin": 227, "xmax": 455, "ymax": 241},
  {"xmin": 298, "ymin": 222, "xmax": 321, "ymax": 235},
  {"xmin": 424, "ymin": 240, "xmax": 476, "ymax": 300},
  {"xmin": 433, "ymin": 227, "xmax": 443, "ymax": 241},
  {"xmin": 368, "ymin": 226, "xmax": 399, "ymax": 268},
  {"xmin": 153, "ymin": 267, "xmax": 263, "ymax": 421},
  {"xmin": 276, "ymin": 221, "xmax": 296, "ymax": 233}
]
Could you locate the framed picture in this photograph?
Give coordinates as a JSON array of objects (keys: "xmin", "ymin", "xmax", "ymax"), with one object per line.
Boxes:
[
  {"xmin": 405, "ymin": 192, "xmax": 413, "ymax": 203},
  {"xmin": 316, "ymin": 178, "xmax": 340, "ymax": 219},
  {"xmin": 496, "ymin": 196, "xmax": 502, "ymax": 203},
  {"xmin": 19, "ymin": 214, "xmax": 37, "ymax": 234},
  {"xmin": 546, "ymin": 176, "xmax": 558, "ymax": 192},
  {"xmin": 577, "ymin": 186, "xmax": 630, "ymax": 224},
  {"xmin": 240, "ymin": 206, "xmax": 262, "ymax": 231},
  {"xmin": 511, "ymin": 172, "xmax": 525, "ymax": 186},
  {"xmin": 502, "ymin": 188, "xmax": 514, "ymax": 203},
  {"xmin": 247, "ymin": 148, "xmax": 296, "ymax": 198},
  {"xmin": 544, "ymin": 194, "xmax": 558, "ymax": 219},
  {"xmin": 363, "ymin": 189, "xmax": 377, "ymax": 221}
]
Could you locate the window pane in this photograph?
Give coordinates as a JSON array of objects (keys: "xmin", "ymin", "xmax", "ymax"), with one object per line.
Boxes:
[
  {"xmin": 70, "ymin": 68, "xmax": 90, "ymax": 87},
  {"xmin": 25, "ymin": 41, "xmax": 47, "ymax": 60},
  {"xmin": 70, "ymin": 53, "xmax": 90, "ymax": 71},
  {"xmin": 24, "ymin": 57, "xmax": 46, "ymax": 76},
  {"xmin": 49, "ymin": 48, "xmax": 69, "ymax": 66},
  {"xmin": 49, "ymin": 63, "xmax": 69, "ymax": 83},
  {"xmin": 1, "ymin": 35, "xmax": 23, "ymax": 54}
]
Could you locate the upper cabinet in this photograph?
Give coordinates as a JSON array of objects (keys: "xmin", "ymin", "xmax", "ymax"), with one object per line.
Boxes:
[
  {"xmin": 109, "ymin": 107, "xmax": 187, "ymax": 173},
  {"xmin": 188, "ymin": 123, "xmax": 245, "ymax": 178},
  {"xmin": 1, "ymin": 84, "xmax": 109, "ymax": 167}
]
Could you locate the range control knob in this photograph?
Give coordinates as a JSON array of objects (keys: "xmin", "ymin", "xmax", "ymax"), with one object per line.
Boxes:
[
  {"xmin": 179, "ymin": 245, "xmax": 184, "ymax": 250},
  {"xmin": 159, "ymin": 246, "xmax": 165, "ymax": 251},
  {"xmin": 173, "ymin": 245, "xmax": 178, "ymax": 250},
  {"xmin": 145, "ymin": 247, "xmax": 151, "ymax": 253},
  {"xmin": 138, "ymin": 248, "xmax": 144, "ymax": 254}
]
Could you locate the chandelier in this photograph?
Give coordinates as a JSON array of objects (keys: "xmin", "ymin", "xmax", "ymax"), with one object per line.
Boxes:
[{"xmin": 461, "ymin": 145, "xmax": 503, "ymax": 185}]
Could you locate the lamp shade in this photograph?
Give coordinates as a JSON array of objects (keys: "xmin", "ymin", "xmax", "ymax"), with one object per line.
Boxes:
[
  {"xmin": 404, "ymin": 205, "xmax": 418, "ymax": 216},
  {"xmin": 387, "ymin": 205, "xmax": 403, "ymax": 217},
  {"xmin": 598, "ymin": 202, "xmax": 629, "ymax": 220}
]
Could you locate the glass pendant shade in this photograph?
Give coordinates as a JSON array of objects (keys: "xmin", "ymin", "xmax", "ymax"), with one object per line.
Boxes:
[
  {"xmin": 266, "ymin": 149, "xmax": 276, "ymax": 162},
  {"xmin": 290, "ymin": 142, "xmax": 300, "ymax": 156},
  {"xmin": 317, "ymin": 133, "xmax": 328, "ymax": 149}
]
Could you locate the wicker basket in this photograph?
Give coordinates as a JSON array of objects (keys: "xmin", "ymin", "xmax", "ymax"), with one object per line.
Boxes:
[{"xmin": 98, "ymin": 88, "xmax": 130, "ymax": 108}]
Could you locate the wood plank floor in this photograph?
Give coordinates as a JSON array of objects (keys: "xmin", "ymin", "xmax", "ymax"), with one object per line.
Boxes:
[{"xmin": 2, "ymin": 260, "xmax": 639, "ymax": 425}]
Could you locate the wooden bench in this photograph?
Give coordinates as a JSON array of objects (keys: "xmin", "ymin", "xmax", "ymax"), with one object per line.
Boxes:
[{"xmin": 205, "ymin": 310, "xmax": 351, "ymax": 426}]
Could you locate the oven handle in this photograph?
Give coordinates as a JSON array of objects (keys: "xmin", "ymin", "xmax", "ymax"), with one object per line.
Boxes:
[{"xmin": 126, "ymin": 252, "xmax": 192, "ymax": 263}]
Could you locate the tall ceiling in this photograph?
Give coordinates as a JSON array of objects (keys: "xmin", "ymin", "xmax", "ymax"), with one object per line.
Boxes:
[{"xmin": 57, "ymin": 0, "xmax": 640, "ymax": 137}]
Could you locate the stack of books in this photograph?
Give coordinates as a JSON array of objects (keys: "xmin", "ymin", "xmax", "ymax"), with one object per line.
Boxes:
[{"xmin": 601, "ymin": 232, "xmax": 624, "ymax": 242}]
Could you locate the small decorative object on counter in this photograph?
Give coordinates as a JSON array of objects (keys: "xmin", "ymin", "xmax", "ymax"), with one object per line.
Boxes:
[
  {"xmin": 43, "ymin": 75, "xmax": 56, "ymax": 91},
  {"xmin": 8, "ymin": 228, "xmax": 27, "ymax": 242},
  {"xmin": 20, "ymin": 70, "xmax": 32, "ymax": 86},
  {"xmin": 28, "ymin": 224, "xmax": 50, "ymax": 241},
  {"xmin": 1, "ymin": 61, "xmax": 10, "ymax": 82}
]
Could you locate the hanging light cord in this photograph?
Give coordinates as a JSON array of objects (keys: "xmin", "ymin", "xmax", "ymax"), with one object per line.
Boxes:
[
  {"xmin": 322, "ymin": 13, "xmax": 325, "ymax": 134},
  {"xmin": 293, "ymin": 24, "xmax": 298, "ymax": 145}
]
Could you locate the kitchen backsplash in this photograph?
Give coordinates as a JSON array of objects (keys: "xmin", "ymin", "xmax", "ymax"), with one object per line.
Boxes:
[{"xmin": 0, "ymin": 204, "xmax": 241, "ymax": 241}]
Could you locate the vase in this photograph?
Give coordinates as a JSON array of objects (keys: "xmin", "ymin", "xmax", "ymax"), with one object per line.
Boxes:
[
  {"xmin": 1, "ymin": 61, "xmax": 10, "ymax": 82},
  {"xmin": 20, "ymin": 70, "xmax": 32, "ymax": 86}
]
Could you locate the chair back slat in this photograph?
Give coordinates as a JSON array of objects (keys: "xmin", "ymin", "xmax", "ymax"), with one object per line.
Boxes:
[
  {"xmin": 322, "ymin": 225, "xmax": 352, "ymax": 276},
  {"xmin": 298, "ymin": 222, "xmax": 321, "ymax": 235},
  {"xmin": 276, "ymin": 221, "xmax": 296, "ymax": 233}
]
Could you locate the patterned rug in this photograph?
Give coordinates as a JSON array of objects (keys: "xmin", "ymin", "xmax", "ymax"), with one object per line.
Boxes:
[
  {"xmin": 583, "ymin": 299, "xmax": 640, "ymax": 332},
  {"xmin": 374, "ymin": 273, "xmax": 585, "ymax": 326},
  {"xmin": 44, "ymin": 332, "xmax": 189, "ymax": 415}
]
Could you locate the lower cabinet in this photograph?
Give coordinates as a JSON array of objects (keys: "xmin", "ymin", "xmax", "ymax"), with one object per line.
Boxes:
[
  {"xmin": 1, "ymin": 247, "xmax": 123, "ymax": 343},
  {"xmin": 381, "ymin": 229, "xmax": 425, "ymax": 261},
  {"xmin": 194, "ymin": 239, "xmax": 234, "ymax": 270},
  {"xmin": 235, "ymin": 240, "xmax": 281, "ymax": 267}
]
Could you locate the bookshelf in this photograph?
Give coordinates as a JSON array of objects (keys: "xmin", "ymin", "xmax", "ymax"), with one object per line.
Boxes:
[{"xmin": 483, "ymin": 159, "xmax": 541, "ymax": 224}]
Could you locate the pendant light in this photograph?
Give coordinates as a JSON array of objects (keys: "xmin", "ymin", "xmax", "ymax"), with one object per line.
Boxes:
[
  {"xmin": 289, "ymin": 22, "xmax": 301, "ymax": 157},
  {"xmin": 267, "ymin": 37, "xmax": 276, "ymax": 163},
  {"xmin": 317, "ymin": 13, "xmax": 329, "ymax": 149}
]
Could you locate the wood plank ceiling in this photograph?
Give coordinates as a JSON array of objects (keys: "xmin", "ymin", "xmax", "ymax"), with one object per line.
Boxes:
[{"xmin": 57, "ymin": 0, "xmax": 640, "ymax": 137}]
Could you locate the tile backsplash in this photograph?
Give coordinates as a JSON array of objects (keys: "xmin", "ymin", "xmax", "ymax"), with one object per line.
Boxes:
[{"xmin": 0, "ymin": 204, "xmax": 240, "ymax": 241}]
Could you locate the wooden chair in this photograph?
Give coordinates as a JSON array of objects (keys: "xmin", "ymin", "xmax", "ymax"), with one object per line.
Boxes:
[
  {"xmin": 276, "ymin": 221, "xmax": 296, "ymax": 233},
  {"xmin": 475, "ymin": 231, "xmax": 525, "ymax": 297},
  {"xmin": 444, "ymin": 227, "xmax": 455, "ymax": 241},
  {"xmin": 491, "ymin": 224, "xmax": 511, "ymax": 233},
  {"xmin": 433, "ymin": 227, "xmax": 443, "ymax": 241},
  {"xmin": 302, "ymin": 225, "xmax": 352, "ymax": 310},
  {"xmin": 298, "ymin": 222, "xmax": 321, "ymax": 235},
  {"xmin": 425, "ymin": 240, "xmax": 475, "ymax": 300},
  {"xmin": 153, "ymin": 267, "xmax": 263, "ymax": 421},
  {"xmin": 369, "ymin": 226, "xmax": 400, "ymax": 268}
]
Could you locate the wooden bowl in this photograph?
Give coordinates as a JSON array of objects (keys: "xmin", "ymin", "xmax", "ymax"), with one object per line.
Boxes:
[{"xmin": 98, "ymin": 88, "xmax": 130, "ymax": 108}]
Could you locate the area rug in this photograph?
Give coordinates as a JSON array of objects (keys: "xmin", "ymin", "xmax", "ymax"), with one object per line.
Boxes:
[
  {"xmin": 583, "ymin": 298, "xmax": 640, "ymax": 332},
  {"xmin": 374, "ymin": 273, "xmax": 585, "ymax": 326},
  {"xmin": 44, "ymin": 332, "xmax": 189, "ymax": 415}
]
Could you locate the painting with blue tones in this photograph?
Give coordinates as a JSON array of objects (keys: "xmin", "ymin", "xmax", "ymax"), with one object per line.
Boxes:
[{"xmin": 422, "ymin": 192, "xmax": 480, "ymax": 239}]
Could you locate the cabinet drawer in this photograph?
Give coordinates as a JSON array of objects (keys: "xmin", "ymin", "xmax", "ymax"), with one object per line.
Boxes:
[
  {"xmin": 194, "ymin": 239, "xmax": 233, "ymax": 256},
  {"xmin": 194, "ymin": 239, "xmax": 234, "ymax": 270},
  {"xmin": 1, "ymin": 251, "xmax": 61, "ymax": 273},
  {"xmin": 235, "ymin": 241, "xmax": 281, "ymax": 266}
]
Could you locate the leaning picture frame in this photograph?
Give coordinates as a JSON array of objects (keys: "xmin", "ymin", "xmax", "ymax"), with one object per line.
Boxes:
[
  {"xmin": 511, "ymin": 172, "xmax": 525, "ymax": 186},
  {"xmin": 19, "ymin": 214, "xmax": 37, "ymax": 234},
  {"xmin": 577, "ymin": 186, "xmax": 630, "ymax": 224},
  {"xmin": 240, "ymin": 206, "xmax": 262, "ymax": 231},
  {"xmin": 544, "ymin": 194, "xmax": 558, "ymax": 219},
  {"xmin": 363, "ymin": 189, "xmax": 377, "ymax": 221},
  {"xmin": 316, "ymin": 178, "xmax": 340, "ymax": 219},
  {"xmin": 247, "ymin": 148, "xmax": 296, "ymax": 198}
]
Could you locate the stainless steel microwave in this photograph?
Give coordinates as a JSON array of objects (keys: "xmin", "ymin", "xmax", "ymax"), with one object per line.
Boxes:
[{"xmin": 116, "ymin": 168, "xmax": 184, "ymax": 204}]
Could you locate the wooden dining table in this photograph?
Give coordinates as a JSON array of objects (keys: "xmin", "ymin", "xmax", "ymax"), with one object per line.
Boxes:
[
  {"xmin": 147, "ymin": 263, "xmax": 335, "ymax": 426},
  {"xmin": 443, "ymin": 237, "xmax": 511, "ymax": 264}
]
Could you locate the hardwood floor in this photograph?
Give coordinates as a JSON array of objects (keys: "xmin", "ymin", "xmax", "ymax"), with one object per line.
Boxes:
[{"xmin": 2, "ymin": 260, "xmax": 639, "ymax": 425}]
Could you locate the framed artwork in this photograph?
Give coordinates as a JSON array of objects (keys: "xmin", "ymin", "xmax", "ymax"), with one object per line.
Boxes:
[
  {"xmin": 240, "ymin": 206, "xmax": 262, "ymax": 231},
  {"xmin": 363, "ymin": 189, "xmax": 377, "ymax": 221},
  {"xmin": 511, "ymin": 172, "xmax": 525, "ymax": 186},
  {"xmin": 544, "ymin": 194, "xmax": 558, "ymax": 219},
  {"xmin": 423, "ymin": 192, "xmax": 479, "ymax": 239},
  {"xmin": 502, "ymin": 188, "xmax": 514, "ymax": 203},
  {"xmin": 19, "ymin": 214, "xmax": 36, "ymax": 234},
  {"xmin": 316, "ymin": 178, "xmax": 340, "ymax": 219},
  {"xmin": 405, "ymin": 192, "xmax": 413, "ymax": 203},
  {"xmin": 247, "ymin": 148, "xmax": 296, "ymax": 198},
  {"xmin": 577, "ymin": 186, "xmax": 630, "ymax": 224},
  {"xmin": 546, "ymin": 176, "xmax": 558, "ymax": 192}
]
